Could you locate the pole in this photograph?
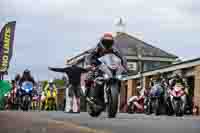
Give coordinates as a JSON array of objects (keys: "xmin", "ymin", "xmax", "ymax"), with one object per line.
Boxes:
[
  {"xmin": 0, "ymin": 73, "xmax": 3, "ymax": 80},
  {"xmin": 137, "ymin": 47, "xmax": 143, "ymax": 91}
]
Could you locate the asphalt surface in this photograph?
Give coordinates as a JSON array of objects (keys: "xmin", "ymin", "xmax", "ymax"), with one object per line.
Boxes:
[{"xmin": 0, "ymin": 111, "xmax": 200, "ymax": 133}]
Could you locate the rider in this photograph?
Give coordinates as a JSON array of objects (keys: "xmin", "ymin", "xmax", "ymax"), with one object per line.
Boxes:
[
  {"xmin": 18, "ymin": 69, "xmax": 36, "ymax": 105},
  {"xmin": 169, "ymin": 73, "xmax": 189, "ymax": 94},
  {"xmin": 44, "ymin": 79, "xmax": 57, "ymax": 110},
  {"xmin": 48, "ymin": 65, "xmax": 88, "ymax": 113},
  {"xmin": 85, "ymin": 32, "xmax": 128, "ymax": 71},
  {"xmin": 19, "ymin": 69, "xmax": 36, "ymax": 87},
  {"xmin": 150, "ymin": 74, "xmax": 165, "ymax": 102}
]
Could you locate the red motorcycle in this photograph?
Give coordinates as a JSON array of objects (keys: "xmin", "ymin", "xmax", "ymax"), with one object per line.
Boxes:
[
  {"xmin": 169, "ymin": 84, "xmax": 186, "ymax": 116},
  {"xmin": 127, "ymin": 96, "xmax": 144, "ymax": 114}
]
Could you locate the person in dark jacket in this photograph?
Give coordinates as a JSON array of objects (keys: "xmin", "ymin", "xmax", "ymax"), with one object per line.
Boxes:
[
  {"xmin": 85, "ymin": 32, "xmax": 128, "ymax": 71},
  {"xmin": 19, "ymin": 69, "xmax": 36, "ymax": 87},
  {"xmin": 48, "ymin": 64, "xmax": 88, "ymax": 113}
]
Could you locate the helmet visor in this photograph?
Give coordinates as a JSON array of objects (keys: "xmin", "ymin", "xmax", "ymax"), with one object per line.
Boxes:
[{"xmin": 101, "ymin": 39, "xmax": 114, "ymax": 49}]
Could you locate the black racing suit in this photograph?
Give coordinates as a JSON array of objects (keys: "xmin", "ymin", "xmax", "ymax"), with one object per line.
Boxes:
[
  {"xmin": 49, "ymin": 65, "xmax": 88, "ymax": 97},
  {"xmin": 84, "ymin": 44, "xmax": 128, "ymax": 103},
  {"xmin": 85, "ymin": 45, "xmax": 128, "ymax": 71}
]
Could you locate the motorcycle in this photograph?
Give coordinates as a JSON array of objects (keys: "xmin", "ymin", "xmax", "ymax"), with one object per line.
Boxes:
[
  {"xmin": 45, "ymin": 87, "xmax": 57, "ymax": 111},
  {"xmin": 146, "ymin": 83, "xmax": 164, "ymax": 115},
  {"xmin": 31, "ymin": 93, "xmax": 39, "ymax": 110},
  {"xmin": 169, "ymin": 83, "xmax": 186, "ymax": 116},
  {"xmin": 20, "ymin": 81, "xmax": 33, "ymax": 111},
  {"xmin": 127, "ymin": 96, "xmax": 144, "ymax": 114},
  {"xmin": 86, "ymin": 53, "xmax": 125, "ymax": 118}
]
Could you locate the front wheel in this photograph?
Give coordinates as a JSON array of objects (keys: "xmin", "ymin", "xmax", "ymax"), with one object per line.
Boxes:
[
  {"xmin": 21, "ymin": 95, "xmax": 30, "ymax": 111},
  {"xmin": 86, "ymin": 87, "xmax": 104, "ymax": 117},
  {"xmin": 155, "ymin": 99, "xmax": 160, "ymax": 116},
  {"xmin": 107, "ymin": 82, "xmax": 119, "ymax": 118},
  {"xmin": 173, "ymin": 99, "xmax": 183, "ymax": 117}
]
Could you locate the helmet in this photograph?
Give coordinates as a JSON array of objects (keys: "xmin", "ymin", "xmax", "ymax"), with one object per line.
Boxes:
[
  {"xmin": 15, "ymin": 74, "xmax": 21, "ymax": 81},
  {"xmin": 24, "ymin": 69, "xmax": 30, "ymax": 74},
  {"xmin": 99, "ymin": 32, "xmax": 114, "ymax": 50},
  {"xmin": 49, "ymin": 79, "xmax": 54, "ymax": 84}
]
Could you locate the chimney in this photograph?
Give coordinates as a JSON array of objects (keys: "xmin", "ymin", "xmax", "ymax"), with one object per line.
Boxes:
[{"xmin": 114, "ymin": 17, "xmax": 126, "ymax": 35}]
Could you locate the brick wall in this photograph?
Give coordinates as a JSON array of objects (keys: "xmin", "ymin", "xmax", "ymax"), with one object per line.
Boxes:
[
  {"xmin": 127, "ymin": 79, "xmax": 136, "ymax": 98},
  {"xmin": 120, "ymin": 81, "xmax": 127, "ymax": 112},
  {"xmin": 194, "ymin": 65, "xmax": 200, "ymax": 108}
]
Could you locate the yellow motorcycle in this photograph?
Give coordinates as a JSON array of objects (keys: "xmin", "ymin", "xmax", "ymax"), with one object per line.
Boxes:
[{"xmin": 44, "ymin": 84, "xmax": 57, "ymax": 111}]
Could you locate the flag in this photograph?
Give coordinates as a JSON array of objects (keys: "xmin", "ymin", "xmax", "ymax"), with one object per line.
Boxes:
[{"xmin": 0, "ymin": 21, "xmax": 16, "ymax": 72}]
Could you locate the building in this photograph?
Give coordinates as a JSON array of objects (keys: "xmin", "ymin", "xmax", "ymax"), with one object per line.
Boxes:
[{"xmin": 66, "ymin": 32, "xmax": 178, "ymax": 112}]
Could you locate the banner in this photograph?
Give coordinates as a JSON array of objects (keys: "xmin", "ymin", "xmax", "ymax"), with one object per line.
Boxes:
[{"xmin": 0, "ymin": 21, "xmax": 16, "ymax": 72}]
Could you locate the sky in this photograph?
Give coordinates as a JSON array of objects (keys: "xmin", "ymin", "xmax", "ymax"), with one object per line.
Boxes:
[{"xmin": 0, "ymin": 0, "xmax": 200, "ymax": 80}]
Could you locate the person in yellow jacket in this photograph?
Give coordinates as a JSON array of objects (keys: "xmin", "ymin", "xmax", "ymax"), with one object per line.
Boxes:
[{"xmin": 44, "ymin": 79, "xmax": 57, "ymax": 111}]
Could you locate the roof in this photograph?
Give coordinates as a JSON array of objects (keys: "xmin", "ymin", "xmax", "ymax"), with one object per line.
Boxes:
[
  {"xmin": 114, "ymin": 32, "xmax": 178, "ymax": 58},
  {"xmin": 66, "ymin": 32, "xmax": 178, "ymax": 63},
  {"xmin": 66, "ymin": 48, "xmax": 94, "ymax": 64},
  {"xmin": 123, "ymin": 57, "xmax": 200, "ymax": 80}
]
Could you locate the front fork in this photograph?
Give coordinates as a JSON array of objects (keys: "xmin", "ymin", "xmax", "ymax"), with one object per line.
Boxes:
[
  {"xmin": 104, "ymin": 83, "xmax": 109, "ymax": 104},
  {"xmin": 170, "ymin": 95, "xmax": 186, "ymax": 111}
]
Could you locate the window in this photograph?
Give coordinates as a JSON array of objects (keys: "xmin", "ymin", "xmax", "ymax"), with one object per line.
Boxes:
[
  {"xmin": 143, "ymin": 61, "xmax": 169, "ymax": 71},
  {"xmin": 127, "ymin": 62, "xmax": 137, "ymax": 71}
]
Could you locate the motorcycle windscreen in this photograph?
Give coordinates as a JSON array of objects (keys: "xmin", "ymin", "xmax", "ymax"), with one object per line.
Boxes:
[{"xmin": 98, "ymin": 54, "xmax": 124, "ymax": 76}]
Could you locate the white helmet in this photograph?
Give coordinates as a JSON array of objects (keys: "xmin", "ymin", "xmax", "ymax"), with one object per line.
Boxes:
[{"xmin": 49, "ymin": 79, "xmax": 54, "ymax": 84}]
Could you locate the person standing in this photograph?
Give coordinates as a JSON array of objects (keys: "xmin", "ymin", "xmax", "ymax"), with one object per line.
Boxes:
[{"xmin": 48, "ymin": 64, "xmax": 88, "ymax": 113}]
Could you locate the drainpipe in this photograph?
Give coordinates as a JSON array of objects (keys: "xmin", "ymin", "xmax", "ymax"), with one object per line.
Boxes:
[{"xmin": 137, "ymin": 47, "xmax": 143, "ymax": 91}]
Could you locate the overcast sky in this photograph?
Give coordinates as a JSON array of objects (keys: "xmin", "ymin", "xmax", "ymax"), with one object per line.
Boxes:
[{"xmin": 0, "ymin": 0, "xmax": 200, "ymax": 80}]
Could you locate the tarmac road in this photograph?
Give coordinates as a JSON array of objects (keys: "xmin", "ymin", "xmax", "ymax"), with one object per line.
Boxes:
[{"xmin": 0, "ymin": 111, "xmax": 200, "ymax": 133}]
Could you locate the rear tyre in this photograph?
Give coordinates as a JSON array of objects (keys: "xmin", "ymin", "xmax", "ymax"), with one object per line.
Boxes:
[
  {"xmin": 174, "ymin": 100, "xmax": 183, "ymax": 117},
  {"xmin": 87, "ymin": 102, "xmax": 102, "ymax": 117},
  {"xmin": 145, "ymin": 99, "xmax": 152, "ymax": 115}
]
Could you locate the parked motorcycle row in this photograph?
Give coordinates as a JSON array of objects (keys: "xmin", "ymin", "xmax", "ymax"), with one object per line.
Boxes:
[
  {"xmin": 127, "ymin": 78, "xmax": 193, "ymax": 117},
  {"xmin": 4, "ymin": 81, "xmax": 58, "ymax": 111}
]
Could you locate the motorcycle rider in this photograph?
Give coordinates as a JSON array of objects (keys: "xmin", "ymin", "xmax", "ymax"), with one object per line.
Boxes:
[
  {"xmin": 18, "ymin": 69, "xmax": 36, "ymax": 108},
  {"xmin": 85, "ymin": 32, "xmax": 128, "ymax": 71},
  {"xmin": 37, "ymin": 82, "xmax": 43, "ymax": 111},
  {"xmin": 85, "ymin": 32, "xmax": 127, "ymax": 94},
  {"xmin": 31, "ymin": 82, "xmax": 39, "ymax": 110},
  {"xmin": 169, "ymin": 73, "xmax": 189, "ymax": 94},
  {"xmin": 19, "ymin": 69, "xmax": 36, "ymax": 87},
  {"xmin": 44, "ymin": 79, "xmax": 57, "ymax": 110},
  {"xmin": 84, "ymin": 32, "xmax": 128, "ymax": 114}
]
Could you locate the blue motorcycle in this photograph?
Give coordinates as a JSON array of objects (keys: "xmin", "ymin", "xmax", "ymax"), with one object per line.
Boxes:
[
  {"xmin": 147, "ymin": 83, "xmax": 164, "ymax": 115},
  {"xmin": 20, "ymin": 81, "xmax": 33, "ymax": 111}
]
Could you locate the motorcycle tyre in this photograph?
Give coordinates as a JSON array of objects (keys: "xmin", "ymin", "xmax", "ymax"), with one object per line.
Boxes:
[{"xmin": 107, "ymin": 82, "xmax": 119, "ymax": 118}]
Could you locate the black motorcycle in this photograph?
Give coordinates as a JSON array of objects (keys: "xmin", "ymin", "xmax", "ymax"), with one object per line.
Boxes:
[{"xmin": 86, "ymin": 54, "xmax": 125, "ymax": 118}]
